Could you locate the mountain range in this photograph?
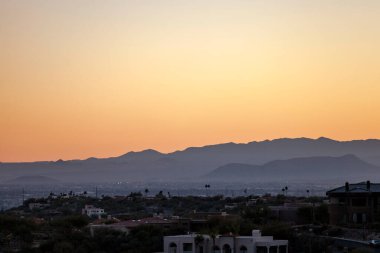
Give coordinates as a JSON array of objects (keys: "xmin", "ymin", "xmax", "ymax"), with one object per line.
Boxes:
[
  {"xmin": 1, "ymin": 137, "xmax": 380, "ymax": 183},
  {"xmin": 205, "ymin": 154, "xmax": 379, "ymax": 182}
]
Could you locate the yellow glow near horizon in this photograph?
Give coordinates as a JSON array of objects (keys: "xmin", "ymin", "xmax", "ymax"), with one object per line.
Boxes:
[{"xmin": 1, "ymin": 1, "xmax": 380, "ymax": 162}]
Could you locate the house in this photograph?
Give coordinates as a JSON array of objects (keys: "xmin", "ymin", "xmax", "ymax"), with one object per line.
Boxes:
[
  {"xmin": 82, "ymin": 205, "xmax": 105, "ymax": 218},
  {"xmin": 163, "ymin": 230, "xmax": 288, "ymax": 253},
  {"xmin": 89, "ymin": 216, "xmax": 174, "ymax": 236},
  {"xmin": 28, "ymin": 202, "xmax": 50, "ymax": 210},
  {"xmin": 326, "ymin": 181, "xmax": 380, "ymax": 225},
  {"xmin": 269, "ymin": 202, "xmax": 314, "ymax": 224},
  {"xmin": 246, "ymin": 198, "xmax": 259, "ymax": 207},
  {"xmin": 224, "ymin": 203, "xmax": 238, "ymax": 210},
  {"xmin": 89, "ymin": 216, "xmax": 213, "ymax": 237}
]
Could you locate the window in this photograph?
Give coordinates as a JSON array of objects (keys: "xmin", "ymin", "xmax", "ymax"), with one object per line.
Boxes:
[
  {"xmin": 169, "ymin": 242, "xmax": 177, "ymax": 253},
  {"xmin": 338, "ymin": 198, "xmax": 346, "ymax": 204},
  {"xmin": 240, "ymin": 245, "xmax": 248, "ymax": 253},
  {"xmin": 256, "ymin": 246, "xmax": 267, "ymax": 253},
  {"xmin": 269, "ymin": 246, "xmax": 277, "ymax": 253},
  {"xmin": 223, "ymin": 244, "xmax": 232, "ymax": 253},
  {"xmin": 213, "ymin": 246, "xmax": 221, "ymax": 253},
  {"xmin": 183, "ymin": 243, "xmax": 193, "ymax": 252},
  {"xmin": 352, "ymin": 198, "xmax": 367, "ymax": 207}
]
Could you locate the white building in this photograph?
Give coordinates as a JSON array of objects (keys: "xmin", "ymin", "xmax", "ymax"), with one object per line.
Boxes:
[
  {"xmin": 163, "ymin": 230, "xmax": 287, "ymax": 253},
  {"xmin": 82, "ymin": 205, "xmax": 105, "ymax": 218}
]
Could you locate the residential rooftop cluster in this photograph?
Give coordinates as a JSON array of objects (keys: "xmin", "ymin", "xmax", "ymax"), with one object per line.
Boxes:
[{"xmin": 1, "ymin": 182, "xmax": 380, "ymax": 252}]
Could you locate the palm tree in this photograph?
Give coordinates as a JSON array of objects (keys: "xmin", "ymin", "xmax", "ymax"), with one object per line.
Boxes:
[
  {"xmin": 208, "ymin": 228, "xmax": 218, "ymax": 253},
  {"xmin": 144, "ymin": 188, "xmax": 149, "ymax": 197},
  {"xmin": 205, "ymin": 184, "xmax": 211, "ymax": 196},
  {"xmin": 194, "ymin": 234, "xmax": 204, "ymax": 253}
]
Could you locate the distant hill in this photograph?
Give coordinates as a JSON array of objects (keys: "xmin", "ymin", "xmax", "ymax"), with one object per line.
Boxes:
[
  {"xmin": 1, "ymin": 137, "xmax": 380, "ymax": 182},
  {"xmin": 206, "ymin": 155, "xmax": 380, "ymax": 182}
]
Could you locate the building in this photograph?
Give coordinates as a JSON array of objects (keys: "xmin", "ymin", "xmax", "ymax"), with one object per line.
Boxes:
[
  {"xmin": 90, "ymin": 216, "xmax": 211, "ymax": 237},
  {"xmin": 163, "ymin": 230, "xmax": 288, "ymax": 253},
  {"xmin": 326, "ymin": 181, "xmax": 380, "ymax": 225},
  {"xmin": 82, "ymin": 205, "xmax": 105, "ymax": 218},
  {"xmin": 269, "ymin": 202, "xmax": 315, "ymax": 224},
  {"xmin": 28, "ymin": 202, "xmax": 50, "ymax": 210},
  {"xmin": 90, "ymin": 216, "xmax": 174, "ymax": 236}
]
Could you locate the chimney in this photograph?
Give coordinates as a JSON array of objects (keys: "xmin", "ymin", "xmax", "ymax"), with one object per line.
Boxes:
[
  {"xmin": 345, "ymin": 182, "xmax": 349, "ymax": 192},
  {"xmin": 252, "ymin": 230, "xmax": 261, "ymax": 238},
  {"xmin": 367, "ymin": 180, "xmax": 371, "ymax": 191}
]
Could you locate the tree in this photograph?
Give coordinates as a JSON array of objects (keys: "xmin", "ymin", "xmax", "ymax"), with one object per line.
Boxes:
[
  {"xmin": 53, "ymin": 242, "xmax": 74, "ymax": 253},
  {"xmin": 204, "ymin": 184, "xmax": 211, "ymax": 197},
  {"xmin": 297, "ymin": 207, "xmax": 313, "ymax": 224},
  {"xmin": 297, "ymin": 204, "xmax": 329, "ymax": 224},
  {"xmin": 261, "ymin": 222, "xmax": 293, "ymax": 241},
  {"xmin": 125, "ymin": 225, "xmax": 163, "ymax": 253},
  {"xmin": 50, "ymin": 215, "xmax": 89, "ymax": 234},
  {"xmin": 351, "ymin": 248, "xmax": 372, "ymax": 253},
  {"xmin": 194, "ymin": 234, "xmax": 205, "ymax": 253},
  {"xmin": 156, "ymin": 191, "xmax": 165, "ymax": 199},
  {"xmin": 208, "ymin": 228, "xmax": 218, "ymax": 252}
]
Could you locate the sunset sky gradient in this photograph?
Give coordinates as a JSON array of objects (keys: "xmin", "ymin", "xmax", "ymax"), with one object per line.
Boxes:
[{"xmin": 1, "ymin": 0, "xmax": 380, "ymax": 162}]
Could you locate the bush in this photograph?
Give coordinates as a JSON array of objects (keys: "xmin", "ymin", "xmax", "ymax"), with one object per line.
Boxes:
[{"xmin": 351, "ymin": 248, "xmax": 372, "ymax": 253}]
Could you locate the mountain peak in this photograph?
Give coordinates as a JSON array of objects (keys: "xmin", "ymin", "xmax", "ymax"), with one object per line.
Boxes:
[
  {"xmin": 119, "ymin": 149, "xmax": 164, "ymax": 159},
  {"xmin": 317, "ymin": 137, "xmax": 336, "ymax": 142}
]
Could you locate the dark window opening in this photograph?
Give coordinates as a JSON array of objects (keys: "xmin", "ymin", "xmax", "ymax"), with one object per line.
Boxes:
[
  {"xmin": 183, "ymin": 243, "xmax": 193, "ymax": 251},
  {"xmin": 352, "ymin": 198, "xmax": 367, "ymax": 207}
]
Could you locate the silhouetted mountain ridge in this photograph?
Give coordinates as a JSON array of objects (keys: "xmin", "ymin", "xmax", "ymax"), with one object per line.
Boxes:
[
  {"xmin": 1, "ymin": 137, "xmax": 380, "ymax": 182},
  {"xmin": 206, "ymin": 154, "xmax": 379, "ymax": 181}
]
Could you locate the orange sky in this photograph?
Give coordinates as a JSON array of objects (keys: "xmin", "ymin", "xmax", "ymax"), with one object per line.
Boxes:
[{"xmin": 1, "ymin": 1, "xmax": 380, "ymax": 162}]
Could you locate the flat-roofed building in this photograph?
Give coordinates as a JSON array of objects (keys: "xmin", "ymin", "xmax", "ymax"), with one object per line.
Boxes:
[
  {"xmin": 82, "ymin": 205, "xmax": 105, "ymax": 218},
  {"xmin": 163, "ymin": 230, "xmax": 288, "ymax": 253}
]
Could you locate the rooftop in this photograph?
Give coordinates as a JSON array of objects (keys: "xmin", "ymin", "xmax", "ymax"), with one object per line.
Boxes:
[
  {"xmin": 109, "ymin": 217, "xmax": 172, "ymax": 228},
  {"xmin": 327, "ymin": 182, "xmax": 380, "ymax": 194}
]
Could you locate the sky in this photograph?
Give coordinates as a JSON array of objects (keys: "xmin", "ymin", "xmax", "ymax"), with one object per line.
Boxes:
[{"xmin": 1, "ymin": 0, "xmax": 380, "ymax": 162}]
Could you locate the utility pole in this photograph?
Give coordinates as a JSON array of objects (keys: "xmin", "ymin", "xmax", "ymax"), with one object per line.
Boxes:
[
  {"xmin": 22, "ymin": 188, "xmax": 25, "ymax": 206},
  {"xmin": 95, "ymin": 187, "xmax": 98, "ymax": 199}
]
